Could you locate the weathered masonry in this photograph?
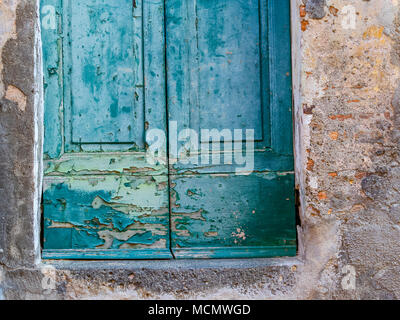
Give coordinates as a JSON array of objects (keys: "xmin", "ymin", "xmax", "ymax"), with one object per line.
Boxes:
[
  {"xmin": 41, "ymin": 0, "xmax": 296, "ymax": 260},
  {"xmin": 1, "ymin": 0, "xmax": 400, "ymax": 299}
]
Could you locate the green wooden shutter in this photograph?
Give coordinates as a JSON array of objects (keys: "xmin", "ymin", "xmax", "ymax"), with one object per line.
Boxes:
[
  {"xmin": 166, "ymin": 0, "xmax": 296, "ymax": 259},
  {"xmin": 41, "ymin": 0, "xmax": 296, "ymax": 260},
  {"xmin": 41, "ymin": 0, "xmax": 172, "ymax": 259}
]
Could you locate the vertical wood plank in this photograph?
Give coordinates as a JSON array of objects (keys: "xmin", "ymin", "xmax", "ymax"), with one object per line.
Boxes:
[{"xmin": 41, "ymin": 0, "xmax": 63, "ymax": 159}]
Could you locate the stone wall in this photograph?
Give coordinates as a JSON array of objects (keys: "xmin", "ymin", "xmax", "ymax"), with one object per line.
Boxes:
[
  {"xmin": 297, "ymin": 0, "xmax": 400, "ymax": 299},
  {"xmin": 0, "ymin": 0, "xmax": 399, "ymax": 299}
]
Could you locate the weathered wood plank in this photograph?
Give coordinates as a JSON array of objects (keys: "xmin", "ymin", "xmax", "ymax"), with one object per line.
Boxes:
[
  {"xmin": 67, "ymin": 0, "xmax": 140, "ymax": 144},
  {"xmin": 43, "ymin": 175, "xmax": 171, "ymax": 252},
  {"xmin": 170, "ymin": 173, "xmax": 296, "ymax": 255},
  {"xmin": 173, "ymin": 246, "xmax": 296, "ymax": 260},
  {"xmin": 44, "ymin": 153, "xmax": 167, "ymax": 176},
  {"xmin": 41, "ymin": 0, "xmax": 63, "ymax": 159},
  {"xmin": 41, "ymin": 0, "xmax": 169, "ymax": 259},
  {"xmin": 166, "ymin": 0, "xmax": 273, "ymax": 164},
  {"xmin": 167, "ymin": 0, "xmax": 296, "ymax": 259},
  {"xmin": 268, "ymin": 0, "xmax": 294, "ymax": 155},
  {"xmin": 42, "ymin": 249, "xmax": 172, "ymax": 260}
]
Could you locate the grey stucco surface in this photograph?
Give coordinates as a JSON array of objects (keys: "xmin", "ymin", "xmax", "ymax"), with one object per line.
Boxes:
[
  {"xmin": 1, "ymin": 0, "xmax": 400, "ymax": 300},
  {"xmin": 305, "ymin": 0, "xmax": 327, "ymax": 19},
  {"xmin": 0, "ymin": 0, "xmax": 38, "ymax": 270}
]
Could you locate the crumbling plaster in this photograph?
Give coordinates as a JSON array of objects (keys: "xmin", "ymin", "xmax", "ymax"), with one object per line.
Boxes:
[{"xmin": 0, "ymin": 0, "xmax": 400, "ymax": 299}]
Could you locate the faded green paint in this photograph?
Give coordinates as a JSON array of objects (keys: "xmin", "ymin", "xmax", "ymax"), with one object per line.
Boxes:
[
  {"xmin": 69, "ymin": 0, "xmax": 141, "ymax": 144},
  {"xmin": 43, "ymin": 176, "xmax": 170, "ymax": 252},
  {"xmin": 166, "ymin": 0, "xmax": 296, "ymax": 258},
  {"xmin": 42, "ymin": 0, "xmax": 62, "ymax": 159},
  {"xmin": 41, "ymin": 0, "xmax": 170, "ymax": 259},
  {"xmin": 170, "ymin": 173, "xmax": 296, "ymax": 259},
  {"xmin": 44, "ymin": 153, "xmax": 167, "ymax": 176},
  {"xmin": 41, "ymin": 0, "xmax": 295, "ymax": 260}
]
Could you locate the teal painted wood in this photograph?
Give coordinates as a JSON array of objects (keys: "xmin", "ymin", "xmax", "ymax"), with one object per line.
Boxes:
[
  {"xmin": 43, "ymin": 176, "xmax": 170, "ymax": 251},
  {"xmin": 43, "ymin": 249, "xmax": 173, "ymax": 260},
  {"xmin": 68, "ymin": 0, "xmax": 140, "ymax": 144},
  {"xmin": 171, "ymin": 151, "xmax": 294, "ymax": 175},
  {"xmin": 195, "ymin": 0, "xmax": 265, "ymax": 141},
  {"xmin": 41, "ymin": 0, "xmax": 63, "ymax": 159},
  {"xmin": 166, "ymin": 0, "xmax": 293, "ymax": 172},
  {"xmin": 167, "ymin": 0, "xmax": 296, "ymax": 258},
  {"xmin": 173, "ymin": 246, "xmax": 296, "ymax": 260},
  {"xmin": 63, "ymin": 0, "xmax": 144, "ymax": 150},
  {"xmin": 42, "ymin": 0, "xmax": 296, "ymax": 260},
  {"xmin": 60, "ymin": 0, "xmax": 168, "ymax": 153},
  {"xmin": 170, "ymin": 173, "xmax": 296, "ymax": 256},
  {"xmin": 166, "ymin": 0, "xmax": 271, "ymax": 161},
  {"xmin": 268, "ymin": 0, "xmax": 294, "ymax": 155},
  {"xmin": 41, "ymin": 0, "xmax": 171, "ymax": 259}
]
